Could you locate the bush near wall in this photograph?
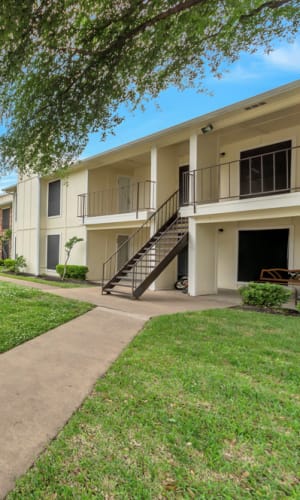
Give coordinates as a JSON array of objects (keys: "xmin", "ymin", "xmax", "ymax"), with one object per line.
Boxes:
[
  {"xmin": 56, "ymin": 265, "xmax": 89, "ymax": 280},
  {"xmin": 3, "ymin": 258, "xmax": 16, "ymax": 272},
  {"xmin": 239, "ymin": 282, "xmax": 291, "ymax": 308}
]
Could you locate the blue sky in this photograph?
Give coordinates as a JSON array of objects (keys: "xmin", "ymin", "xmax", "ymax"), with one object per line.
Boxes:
[{"xmin": 0, "ymin": 38, "xmax": 300, "ymax": 192}]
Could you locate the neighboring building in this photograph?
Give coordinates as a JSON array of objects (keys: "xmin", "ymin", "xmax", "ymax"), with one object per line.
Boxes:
[
  {"xmin": 10, "ymin": 79, "xmax": 300, "ymax": 296},
  {"xmin": 0, "ymin": 193, "xmax": 13, "ymax": 260}
]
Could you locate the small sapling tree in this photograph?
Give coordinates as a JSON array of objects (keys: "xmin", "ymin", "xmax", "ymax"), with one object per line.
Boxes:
[
  {"xmin": 0, "ymin": 228, "xmax": 12, "ymax": 259},
  {"xmin": 62, "ymin": 236, "xmax": 83, "ymax": 281}
]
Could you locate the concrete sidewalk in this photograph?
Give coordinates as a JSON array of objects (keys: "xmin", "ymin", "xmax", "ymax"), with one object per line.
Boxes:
[
  {"xmin": 0, "ymin": 276, "xmax": 240, "ymax": 498},
  {"xmin": 0, "ymin": 275, "xmax": 241, "ymax": 316}
]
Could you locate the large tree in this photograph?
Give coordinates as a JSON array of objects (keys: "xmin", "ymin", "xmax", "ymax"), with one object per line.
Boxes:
[{"xmin": 0, "ymin": 0, "xmax": 299, "ymax": 175}]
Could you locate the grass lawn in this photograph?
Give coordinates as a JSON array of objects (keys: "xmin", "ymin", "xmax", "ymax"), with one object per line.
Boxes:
[
  {"xmin": 0, "ymin": 282, "xmax": 94, "ymax": 353},
  {"xmin": 8, "ymin": 309, "xmax": 300, "ymax": 499},
  {"xmin": 0, "ymin": 272, "xmax": 90, "ymax": 288}
]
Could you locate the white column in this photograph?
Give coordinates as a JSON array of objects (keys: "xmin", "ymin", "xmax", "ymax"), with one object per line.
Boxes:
[
  {"xmin": 149, "ymin": 147, "xmax": 158, "ymax": 291},
  {"xmin": 189, "ymin": 134, "xmax": 198, "ymax": 171},
  {"xmin": 150, "ymin": 146, "xmax": 158, "ymax": 211},
  {"xmin": 189, "ymin": 219, "xmax": 218, "ymax": 296},
  {"xmin": 189, "ymin": 134, "xmax": 198, "ymax": 205}
]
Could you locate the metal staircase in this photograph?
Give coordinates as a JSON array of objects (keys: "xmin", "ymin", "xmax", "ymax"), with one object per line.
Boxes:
[{"xmin": 102, "ymin": 191, "xmax": 188, "ymax": 298}]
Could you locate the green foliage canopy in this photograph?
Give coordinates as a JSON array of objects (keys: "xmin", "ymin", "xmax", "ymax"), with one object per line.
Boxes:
[{"xmin": 0, "ymin": 0, "xmax": 299, "ymax": 175}]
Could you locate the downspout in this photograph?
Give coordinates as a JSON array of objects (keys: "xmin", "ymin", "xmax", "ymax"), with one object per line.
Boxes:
[{"xmin": 35, "ymin": 176, "xmax": 41, "ymax": 276}]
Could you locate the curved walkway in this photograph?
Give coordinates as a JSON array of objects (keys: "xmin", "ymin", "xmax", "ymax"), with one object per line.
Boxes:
[{"xmin": 0, "ymin": 277, "xmax": 240, "ymax": 498}]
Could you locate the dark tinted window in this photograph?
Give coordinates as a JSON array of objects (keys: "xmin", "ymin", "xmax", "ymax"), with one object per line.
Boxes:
[
  {"xmin": 48, "ymin": 180, "xmax": 61, "ymax": 216},
  {"xmin": 2, "ymin": 208, "xmax": 10, "ymax": 229},
  {"xmin": 240, "ymin": 140, "xmax": 291, "ymax": 197},
  {"xmin": 47, "ymin": 235, "xmax": 60, "ymax": 270}
]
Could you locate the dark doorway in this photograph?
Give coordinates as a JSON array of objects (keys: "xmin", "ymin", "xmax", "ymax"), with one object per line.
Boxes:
[
  {"xmin": 179, "ymin": 165, "xmax": 189, "ymax": 206},
  {"xmin": 238, "ymin": 229, "xmax": 289, "ymax": 282},
  {"xmin": 117, "ymin": 235, "xmax": 129, "ymax": 269},
  {"xmin": 178, "ymin": 245, "xmax": 188, "ymax": 278},
  {"xmin": 47, "ymin": 234, "xmax": 60, "ymax": 270}
]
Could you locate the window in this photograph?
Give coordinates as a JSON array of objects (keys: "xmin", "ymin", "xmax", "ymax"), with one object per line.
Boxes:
[
  {"xmin": 48, "ymin": 180, "xmax": 61, "ymax": 217},
  {"xmin": 240, "ymin": 140, "xmax": 291, "ymax": 198},
  {"xmin": 2, "ymin": 208, "xmax": 10, "ymax": 229},
  {"xmin": 47, "ymin": 235, "xmax": 60, "ymax": 270}
]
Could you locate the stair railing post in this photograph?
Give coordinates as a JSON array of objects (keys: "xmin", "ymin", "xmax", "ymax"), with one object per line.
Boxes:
[
  {"xmin": 193, "ymin": 171, "xmax": 196, "ymax": 214},
  {"xmin": 83, "ymin": 194, "xmax": 86, "ymax": 223},
  {"xmin": 136, "ymin": 182, "xmax": 140, "ymax": 219},
  {"xmin": 101, "ymin": 262, "xmax": 105, "ymax": 293},
  {"xmin": 132, "ymin": 264, "xmax": 135, "ymax": 296}
]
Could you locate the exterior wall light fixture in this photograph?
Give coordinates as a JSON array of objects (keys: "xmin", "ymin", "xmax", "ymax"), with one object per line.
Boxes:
[{"xmin": 201, "ymin": 124, "xmax": 214, "ymax": 134}]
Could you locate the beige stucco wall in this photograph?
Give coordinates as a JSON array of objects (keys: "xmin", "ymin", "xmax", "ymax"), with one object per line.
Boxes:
[
  {"xmin": 39, "ymin": 226, "xmax": 86, "ymax": 276},
  {"xmin": 14, "ymin": 176, "xmax": 40, "ymax": 273},
  {"xmin": 88, "ymin": 163, "xmax": 150, "ymax": 192},
  {"xmin": 40, "ymin": 170, "xmax": 87, "ymax": 230},
  {"xmin": 87, "ymin": 227, "xmax": 148, "ymax": 281},
  {"xmin": 16, "ymin": 170, "xmax": 87, "ymax": 275},
  {"xmin": 153, "ymin": 141, "xmax": 189, "ymax": 207},
  {"xmin": 87, "ymin": 163, "xmax": 151, "ymax": 215},
  {"xmin": 194, "ymin": 134, "xmax": 220, "ymax": 202}
]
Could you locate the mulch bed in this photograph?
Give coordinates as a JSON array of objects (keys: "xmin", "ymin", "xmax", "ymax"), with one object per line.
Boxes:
[{"xmin": 231, "ymin": 305, "xmax": 300, "ymax": 316}]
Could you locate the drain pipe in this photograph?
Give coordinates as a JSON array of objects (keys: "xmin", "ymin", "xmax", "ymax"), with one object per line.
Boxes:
[{"xmin": 35, "ymin": 176, "xmax": 41, "ymax": 276}]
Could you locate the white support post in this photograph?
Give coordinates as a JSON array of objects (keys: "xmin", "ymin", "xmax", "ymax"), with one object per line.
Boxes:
[
  {"xmin": 149, "ymin": 146, "xmax": 158, "ymax": 291},
  {"xmin": 188, "ymin": 219, "xmax": 218, "ymax": 296},
  {"xmin": 150, "ymin": 146, "xmax": 158, "ymax": 214},
  {"xmin": 189, "ymin": 134, "xmax": 198, "ymax": 206}
]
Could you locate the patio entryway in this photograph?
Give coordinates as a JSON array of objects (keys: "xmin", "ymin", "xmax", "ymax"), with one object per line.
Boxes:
[{"xmin": 238, "ymin": 228, "xmax": 289, "ymax": 282}]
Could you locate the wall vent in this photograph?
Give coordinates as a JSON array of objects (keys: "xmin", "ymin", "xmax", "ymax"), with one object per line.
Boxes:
[{"xmin": 244, "ymin": 101, "xmax": 266, "ymax": 111}]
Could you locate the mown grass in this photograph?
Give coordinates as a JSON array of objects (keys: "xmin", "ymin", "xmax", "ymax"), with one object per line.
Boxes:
[
  {"xmin": 0, "ymin": 282, "xmax": 94, "ymax": 353},
  {"xmin": 8, "ymin": 309, "xmax": 300, "ymax": 499},
  {"xmin": 0, "ymin": 272, "xmax": 89, "ymax": 288}
]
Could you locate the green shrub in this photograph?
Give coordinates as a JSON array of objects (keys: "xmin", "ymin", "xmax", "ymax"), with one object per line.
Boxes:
[
  {"xmin": 4, "ymin": 258, "xmax": 16, "ymax": 272},
  {"xmin": 56, "ymin": 264, "xmax": 88, "ymax": 280},
  {"xmin": 0, "ymin": 259, "xmax": 4, "ymax": 267},
  {"xmin": 14, "ymin": 255, "xmax": 27, "ymax": 274},
  {"xmin": 3, "ymin": 255, "xmax": 27, "ymax": 274},
  {"xmin": 239, "ymin": 282, "xmax": 291, "ymax": 308}
]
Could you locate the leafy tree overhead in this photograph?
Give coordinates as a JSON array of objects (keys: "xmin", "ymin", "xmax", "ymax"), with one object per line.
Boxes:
[{"xmin": 0, "ymin": 0, "xmax": 299, "ymax": 176}]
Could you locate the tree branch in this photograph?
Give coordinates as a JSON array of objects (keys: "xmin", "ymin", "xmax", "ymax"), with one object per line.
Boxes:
[{"xmin": 240, "ymin": 0, "xmax": 294, "ymax": 21}]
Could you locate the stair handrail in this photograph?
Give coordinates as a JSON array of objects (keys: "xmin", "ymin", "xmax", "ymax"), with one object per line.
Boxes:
[
  {"xmin": 102, "ymin": 190, "xmax": 179, "ymax": 286},
  {"xmin": 131, "ymin": 216, "xmax": 188, "ymax": 291}
]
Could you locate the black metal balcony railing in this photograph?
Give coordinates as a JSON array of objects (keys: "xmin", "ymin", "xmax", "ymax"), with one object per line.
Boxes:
[
  {"xmin": 181, "ymin": 145, "xmax": 299, "ymax": 209},
  {"xmin": 77, "ymin": 180, "xmax": 155, "ymax": 219}
]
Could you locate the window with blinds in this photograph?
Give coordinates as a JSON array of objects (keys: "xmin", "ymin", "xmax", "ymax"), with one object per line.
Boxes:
[{"xmin": 48, "ymin": 180, "xmax": 61, "ymax": 217}]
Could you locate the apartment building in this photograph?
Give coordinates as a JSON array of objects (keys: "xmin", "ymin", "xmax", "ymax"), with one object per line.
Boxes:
[{"xmin": 10, "ymin": 79, "xmax": 300, "ymax": 297}]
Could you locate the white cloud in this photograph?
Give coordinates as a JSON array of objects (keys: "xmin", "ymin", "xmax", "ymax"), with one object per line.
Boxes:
[
  {"xmin": 263, "ymin": 42, "xmax": 300, "ymax": 72},
  {"xmin": 217, "ymin": 64, "xmax": 261, "ymax": 83}
]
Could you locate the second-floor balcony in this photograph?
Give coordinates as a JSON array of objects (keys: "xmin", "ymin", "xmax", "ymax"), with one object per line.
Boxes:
[
  {"xmin": 77, "ymin": 180, "xmax": 156, "ymax": 220},
  {"xmin": 181, "ymin": 144, "xmax": 299, "ymax": 210}
]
